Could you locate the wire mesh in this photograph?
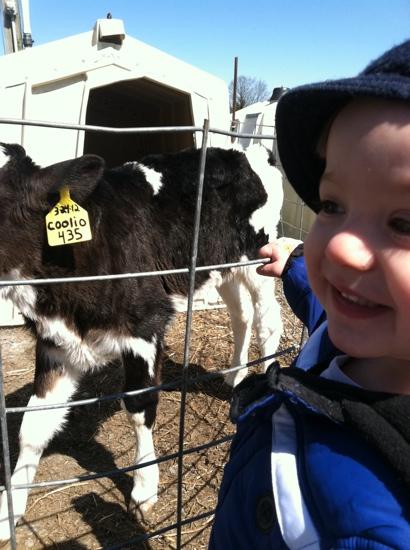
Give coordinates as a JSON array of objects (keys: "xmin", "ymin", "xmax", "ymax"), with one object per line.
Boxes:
[{"xmin": 0, "ymin": 116, "xmax": 305, "ymax": 549}]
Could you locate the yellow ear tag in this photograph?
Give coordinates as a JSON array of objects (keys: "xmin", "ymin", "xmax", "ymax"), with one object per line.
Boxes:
[{"xmin": 46, "ymin": 187, "xmax": 92, "ymax": 246}]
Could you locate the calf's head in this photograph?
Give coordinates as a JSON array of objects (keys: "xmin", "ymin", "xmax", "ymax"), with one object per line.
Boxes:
[{"xmin": 0, "ymin": 143, "xmax": 105, "ymax": 279}]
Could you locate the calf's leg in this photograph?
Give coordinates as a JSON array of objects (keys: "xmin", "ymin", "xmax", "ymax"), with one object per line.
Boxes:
[
  {"xmin": 121, "ymin": 337, "xmax": 161, "ymax": 520},
  {"xmin": 0, "ymin": 339, "xmax": 79, "ymax": 541},
  {"xmin": 217, "ymin": 277, "xmax": 254, "ymax": 387},
  {"xmin": 243, "ymin": 267, "xmax": 283, "ymax": 371},
  {"xmin": 218, "ymin": 265, "xmax": 282, "ymax": 387}
]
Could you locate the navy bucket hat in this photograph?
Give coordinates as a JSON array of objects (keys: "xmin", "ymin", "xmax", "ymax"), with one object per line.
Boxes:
[{"xmin": 276, "ymin": 39, "xmax": 410, "ymax": 212}]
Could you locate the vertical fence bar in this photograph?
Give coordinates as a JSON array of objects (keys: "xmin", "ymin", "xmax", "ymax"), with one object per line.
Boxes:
[
  {"xmin": 175, "ymin": 119, "xmax": 210, "ymax": 548},
  {"xmin": 298, "ymin": 200, "xmax": 305, "ymax": 240},
  {"xmin": 231, "ymin": 56, "xmax": 238, "ymax": 142},
  {"xmin": 298, "ymin": 201, "xmax": 308, "ymax": 348},
  {"xmin": 0, "ymin": 347, "xmax": 17, "ymax": 549}
]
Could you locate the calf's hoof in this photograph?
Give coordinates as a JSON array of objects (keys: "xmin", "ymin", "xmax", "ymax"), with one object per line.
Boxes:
[
  {"xmin": 0, "ymin": 520, "xmax": 11, "ymax": 545},
  {"xmin": 128, "ymin": 495, "xmax": 157, "ymax": 524},
  {"xmin": 0, "ymin": 497, "xmax": 13, "ymax": 544},
  {"xmin": 224, "ymin": 368, "xmax": 248, "ymax": 388}
]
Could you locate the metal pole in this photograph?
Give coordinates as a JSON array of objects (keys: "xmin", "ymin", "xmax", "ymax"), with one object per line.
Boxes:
[
  {"xmin": 175, "ymin": 119, "xmax": 209, "ymax": 548},
  {"xmin": 0, "ymin": 348, "xmax": 17, "ymax": 549},
  {"xmin": 20, "ymin": 0, "xmax": 33, "ymax": 47},
  {"xmin": 231, "ymin": 56, "xmax": 238, "ymax": 142},
  {"xmin": 1, "ymin": 0, "xmax": 23, "ymax": 53}
]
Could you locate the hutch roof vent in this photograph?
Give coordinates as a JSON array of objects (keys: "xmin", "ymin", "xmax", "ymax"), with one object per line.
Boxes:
[{"xmin": 93, "ymin": 17, "xmax": 125, "ymax": 46}]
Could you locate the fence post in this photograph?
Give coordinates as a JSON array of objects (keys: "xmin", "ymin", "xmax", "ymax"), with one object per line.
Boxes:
[
  {"xmin": 175, "ymin": 118, "xmax": 210, "ymax": 549},
  {"xmin": 0, "ymin": 347, "xmax": 17, "ymax": 549}
]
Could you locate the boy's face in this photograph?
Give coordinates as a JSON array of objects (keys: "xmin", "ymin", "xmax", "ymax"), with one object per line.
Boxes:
[{"xmin": 305, "ymin": 98, "xmax": 410, "ymax": 365}]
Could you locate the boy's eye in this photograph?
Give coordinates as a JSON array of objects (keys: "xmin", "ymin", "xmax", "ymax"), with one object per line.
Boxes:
[
  {"xmin": 389, "ymin": 217, "xmax": 410, "ymax": 235},
  {"xmin": 318, "ymin": 200, "xmax": 343, "ymax": 215}
]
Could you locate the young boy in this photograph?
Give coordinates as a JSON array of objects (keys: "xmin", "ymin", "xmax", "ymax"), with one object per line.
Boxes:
[{"xmin": 209, "ymin": 41, "xmax": 410, "ymax": 548}]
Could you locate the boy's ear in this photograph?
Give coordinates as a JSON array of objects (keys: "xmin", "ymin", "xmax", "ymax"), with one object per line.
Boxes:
[{"xmin": 41, "ymin": 154, "xmax": 105, "ymax": 203}]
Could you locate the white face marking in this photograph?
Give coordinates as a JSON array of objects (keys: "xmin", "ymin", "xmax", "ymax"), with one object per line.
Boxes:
[
  {"xmin": 125, "ymin": 162, "xmax": 163, "ymax": 195},
  {"xmin": 244, "ymin": 145, "xmax": 284, "ymax": 240}
]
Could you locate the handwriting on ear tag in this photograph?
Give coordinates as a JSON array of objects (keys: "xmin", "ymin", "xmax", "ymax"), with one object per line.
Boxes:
[{"xmin": 46, "ymin": 187, "xmax": 92, "ymax": 246}]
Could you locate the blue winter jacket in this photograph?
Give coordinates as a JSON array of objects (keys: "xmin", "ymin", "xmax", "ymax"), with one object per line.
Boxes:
[{"xmin": 209, "ymin": 254, "xmax": 410, "ymax": 549}]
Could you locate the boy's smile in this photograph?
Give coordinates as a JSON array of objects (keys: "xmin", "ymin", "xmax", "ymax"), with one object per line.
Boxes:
[
  {"xmin": 330, "ymin": 284, "xmax": 388, "ymax": 319},
  {"xmin": 305, "ymin": 98, "xmax": 410, "ymax": 391}
]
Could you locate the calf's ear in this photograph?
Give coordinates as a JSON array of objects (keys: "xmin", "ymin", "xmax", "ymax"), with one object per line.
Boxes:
[
  {"xmin": 0, "ymin": 145, "xmax": 105, "ymax": 204},
  {"xmin": 0, "ymin": 142, "xmax": 37, "ymax": 174},
  {"xmin": 42, "ymin": 154, "xmax": 105, "ymax": 203},
  {"xmin": 1, "ymin": 143, "xmax": 27, "ymax": 160}
]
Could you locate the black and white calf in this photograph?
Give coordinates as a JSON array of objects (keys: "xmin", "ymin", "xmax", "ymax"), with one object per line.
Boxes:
[{"xmin": 0, "ymin": 143, "xmax": 283, "ymax": 540}]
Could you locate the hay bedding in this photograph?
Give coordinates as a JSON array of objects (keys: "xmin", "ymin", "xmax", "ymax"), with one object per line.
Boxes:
[{"xmin": 0, "ymin": 288, "xmax": 302, "ymax": 549}]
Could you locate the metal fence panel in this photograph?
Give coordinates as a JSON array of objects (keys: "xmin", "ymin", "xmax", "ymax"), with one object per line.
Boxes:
[{"xmin": 0, "ymin": 118, "xmax": 300, "ymax": 549}]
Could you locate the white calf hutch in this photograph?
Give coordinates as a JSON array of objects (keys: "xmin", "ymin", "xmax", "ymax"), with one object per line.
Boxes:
[{"xmin": 0, "ymin": 18, "xmax": 232, "ymax": 325}]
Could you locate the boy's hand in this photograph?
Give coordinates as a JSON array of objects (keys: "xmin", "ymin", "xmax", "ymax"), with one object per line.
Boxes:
[{"xmin": 257, "ymin": 237, "xmax": 303, "ymax": 278}]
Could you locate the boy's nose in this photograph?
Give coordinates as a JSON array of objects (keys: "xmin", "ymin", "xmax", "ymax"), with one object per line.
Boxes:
[{"xmin": 325, "ymin": 231, "xmax": 375, "ymax": 271}]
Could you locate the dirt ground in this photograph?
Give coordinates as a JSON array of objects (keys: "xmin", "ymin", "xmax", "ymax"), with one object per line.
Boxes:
[{"xmin": 0, "ymin": 289, "xmax": 302, "ymax": 550}]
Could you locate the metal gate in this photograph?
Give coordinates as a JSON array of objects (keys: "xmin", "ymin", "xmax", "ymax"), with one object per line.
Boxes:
[{"xmin": 0, "ymin": 117, "xmax": 299, "ymax": 549}]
